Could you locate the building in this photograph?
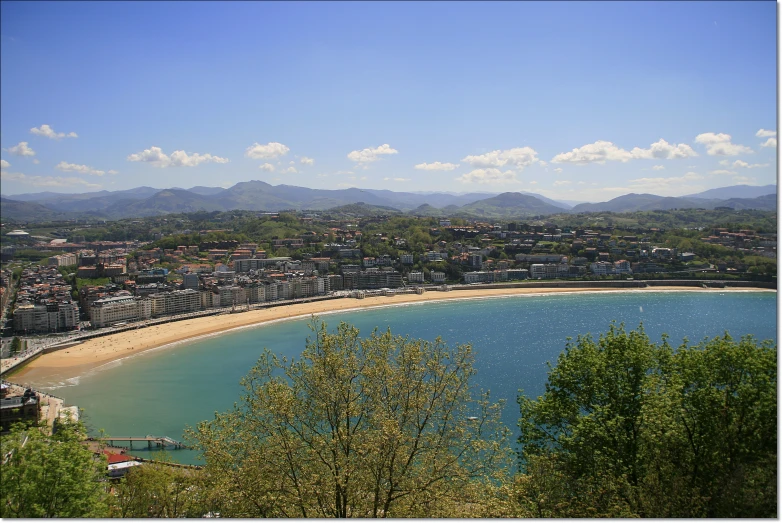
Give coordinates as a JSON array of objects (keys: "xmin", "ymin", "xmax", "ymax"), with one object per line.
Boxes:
[
  {"xmin": 408, "ymin": 271, "xmax": 424, "ymax": 283},
  {"xmin": 343, "ymin": 269, "xmax": 402, "ymax": 290},
  {"xmin": 14, "ymin": 301, "xmax": 80, "ymax": 333},
  {"xmin": 90, "ymin": 296, "xmax": 152, "ymax": 328},
  {"xmin": 48, "ymin": 253, "xmax": 77, "ymax": 267},
  {"xmin": 400, "ymin": 254, "xmax": 414, "ymax": 265},
  {"xmin": 182, "ymin": 273, "xmax": 199, "ymax": 290},
  {"xmin": 1, "ymin": 389, "xmax": 40, "ymax": 433},
  {"xmin": 150, "ymin": 289, "xmax": 201, "ymax": 317},
  {"xmin": 430, "ymin": 271, "xmax": 446, "ymax": 283}
]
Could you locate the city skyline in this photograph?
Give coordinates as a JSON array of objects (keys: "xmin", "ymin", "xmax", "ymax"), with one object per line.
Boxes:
[{"xmin": 0, "ymin": 1, "xmax": 777, "ymax": 201}]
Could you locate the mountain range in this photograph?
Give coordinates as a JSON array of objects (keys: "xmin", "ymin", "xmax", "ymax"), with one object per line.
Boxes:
[{"xmin": 0, "ymin": 182, "xmax": 776, "ymax": 222}]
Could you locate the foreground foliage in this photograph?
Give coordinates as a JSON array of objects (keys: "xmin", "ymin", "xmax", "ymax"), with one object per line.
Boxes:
[
  {"xmin": 0, "ymin": 418, "xmax": 108, "ymax": 518},
  {"xmin": 188, "ymin": 320, "xmax": 512, "ymax": 518},
  {"xmin": 516, "ymin": 324, "xmax": 777, "ymax": 518},
  {"xmin": 109, "ymin": 456, "xmax": 214, "ymax": 518}
]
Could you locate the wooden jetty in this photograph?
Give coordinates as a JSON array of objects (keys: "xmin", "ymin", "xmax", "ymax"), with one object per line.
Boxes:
[{"xmin": 98, "ymin": 435, "xmax": 190, "ymax": 450}]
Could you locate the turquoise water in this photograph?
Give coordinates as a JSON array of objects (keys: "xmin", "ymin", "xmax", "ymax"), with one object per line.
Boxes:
[{"xmin": 37, "ymin": 291, "xmax": 777, "ymax": 463}]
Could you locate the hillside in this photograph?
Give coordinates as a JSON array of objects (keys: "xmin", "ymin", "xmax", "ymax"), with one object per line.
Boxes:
[
  {"xmin": 684, "ymin": 184, "xmax": 776, "ymax": 200},
  {"xmin": 458, "ymin": 192, "xmax": 567, "ymax": 218}
]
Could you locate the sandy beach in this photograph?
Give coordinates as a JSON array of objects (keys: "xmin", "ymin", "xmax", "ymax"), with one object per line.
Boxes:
[{"xmin": 9, "ymin": 285, "xmax": 774, "ymax": 384}]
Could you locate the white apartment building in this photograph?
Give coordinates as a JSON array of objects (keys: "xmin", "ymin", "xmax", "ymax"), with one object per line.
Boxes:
[
  {"xmin": 14, "ymin": 302, "xmax": 80, "ymax": 333},
  {"xmin": 590, "ymin": 261, "xmax": 616, "ymax": 275},
  {"xmin": 431, "ymin": 271, "xmax": 446, "ymax": 283},
  {"xmin": 48, "ymin": 253, "xmax": 78, "ymax": 267},
  {"xmin": 400, "ymin": 254, "xmax": 414, "ymax": 265},
  {"xmin": 150, "ymin": 289, "xmax": 201, "ymax": 317},
  {"xmin": 408, "ymin": 271, "xmax": 424, "ymax": 283},
  {"xmin": 90, "ymin": 296, "xmax": 151, "ymax": 328}
]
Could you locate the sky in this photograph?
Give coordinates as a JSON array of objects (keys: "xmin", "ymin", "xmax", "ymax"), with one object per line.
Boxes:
[{"xmin": 0, "ymin": 1, "xmax": 777, "ymax": 202}]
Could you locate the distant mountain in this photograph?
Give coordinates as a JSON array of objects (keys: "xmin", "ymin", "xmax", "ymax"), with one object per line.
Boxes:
[
  {"xmin": 458, "ymin": 192, "xmax": 567, "ymax": 218},
  {"xmin": 187, "ymin": 186, "xmax": 226, "ymax": 196},
  {"xmin": 0, "ymin": 197, "xmax": 75, "ymax": 222},
  {"xmin": 716, "ymin": 193, "xmax": 777, "ymax": 211},
  {"xmin": 684, "ymin": 184, "xmax": 776, "ymax": 200},
  {"xmin": 408, "ymin": 204, "xmax": 447, "ymax": 217},
  {"xmin": 0, "ymin": 183, "xmax": 775, "ymax": 222},
  {"xmin": 121, "ymin": 189, "xmax": 225, "ymax": 217},
  {"xmin": 519, "ymin": 192, "xmax": 572, "ymax": 210},
  {"xmin": 362, "ymin": 189, "xmax": 499, "ymax": 210},
  {"xmin": 571, "ymin": 194, "xmax": 711, "ymax": 213},
  {"xmin": 571, "ymin": 192, "xmax": 777, "ymax": 213},
  {"xmin": 324, "ymin": 202, "xmax": 402, "ymax": 216}
]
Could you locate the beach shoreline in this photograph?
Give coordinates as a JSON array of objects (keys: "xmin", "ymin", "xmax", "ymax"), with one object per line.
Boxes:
[{"xmin": 8, "ymin": 285, "xmax": 775, "ymax": 386}]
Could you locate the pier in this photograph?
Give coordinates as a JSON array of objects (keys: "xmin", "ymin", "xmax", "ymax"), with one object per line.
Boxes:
[{"xmin": 97, "ymin": 435, "xmax": 190, "ymax": 450}]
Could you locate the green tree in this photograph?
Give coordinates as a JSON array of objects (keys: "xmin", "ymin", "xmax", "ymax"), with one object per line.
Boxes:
[
  {"xmin": 0, "ymin": 418, "xmax": 109, "ymax": 518},
  {"xmin": 188, "ymin": 320, "xmax": 512, "ymax": 518},
  {"xmin": 516, "ymin": 324, "xmax": 776, "ymax": 518},
  {"xmin": 109, "ymin": 455, "xmax": 212, "ymax": 518}
]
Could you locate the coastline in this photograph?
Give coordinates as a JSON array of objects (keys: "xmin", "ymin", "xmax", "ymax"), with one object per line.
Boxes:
[{"xmin": 9, "ymin": 285, "xmax": 775, "ymax": 385}]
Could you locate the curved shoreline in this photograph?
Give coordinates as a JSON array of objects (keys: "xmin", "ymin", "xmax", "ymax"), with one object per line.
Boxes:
[{"xmin": 9, "ymin": 285, "xmax": 775, "ymax": 386}]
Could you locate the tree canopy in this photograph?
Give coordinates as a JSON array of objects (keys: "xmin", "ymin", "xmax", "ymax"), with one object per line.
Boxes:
[
  {"xmin": 0, "ymin": 418, "xmax": 109, "ymax": 518},
  {"xmin": 516, "ymin": 324, "xmax": 777, "ymax": 518},
  {"xmin": 188, "ymin": 319, "xmax": 512, "ymax": 518}
]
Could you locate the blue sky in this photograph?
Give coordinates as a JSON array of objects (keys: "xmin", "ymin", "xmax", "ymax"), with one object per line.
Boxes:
[{"xmin": 0, "ymin": 1, "xmax": 777, "ymax": 201}]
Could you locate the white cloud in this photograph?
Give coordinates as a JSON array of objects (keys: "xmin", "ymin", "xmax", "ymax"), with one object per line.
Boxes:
[
  {"xmin": 709, "ymin": 169, "xmax": 737, "ymax": 175},
  {"xmin": 553, "ymin": 167, "xmax": 563, "ymax": 173},
  {"xmin": 731, "ymin": 160, "xmax": 769, "ymax": 169},
  {"xmin": 630, "ymin": 139, "xmax": 698, "ymax": 160},
  {"xmin": 553, "ymin": 180, "xmax": 572, "ymax": 186},
  {"xmin": 732, "ymin": 175, "xmax": 757, "ymax": 184},
  {"xmin": 695, "ymin": 132, "xmax": 753, "ymax": 156},
  {"xmin": 414, "ymin": 161, "xmax": 459, "ymax": 171},
  {"xmin": 760, "ymin": 137, "xmax": 777, "ymax": 148},
  {"xmin": 383, "ymin": 177, "xmax": 411, "ymax": 182},
  {"xmin": 30, "ymin": 124, "xmax": 78, "ymax": 140},
  {"xmin": 335, "ymin": 170, "xmax": 354, "ymax": 175},
  {"xmin": 127, "ymin": 146, "xmax": 228, "ymax": 167},
  {"xmin": 456, "ymin": 168, "xmax": 518, "ymax": 184},
  {"xmin": 552, "ymin": 140, "xmax": 632, "ymax": 164},
  {"xmin": 316, "ymin": 173, "xmax": 328, "ymax": 178},
  {"xmin": 0, "ymin": 170, "xmax": 101, "ymax": 189},
  {"xmin": 347, "ymin": 143, "xmax": 398, "ymax": 164},
  {"xmin": 245, "ymin": 142, "xmax": 290, "ymax": 160},
  {"xmin": 756, "ymin": 129, "xmax": 776, "ymax": 138},
  {"xmin": 168, "ymin": 150, "xmax": 229, "ymax": 167},
  {"xmin": 652, "ymin": 165, "xmax": 665, "ymax": 170},
  {"xmin": 462, "ymin": 147, "xmax": 540, "ymax": 170},
  {"xmin": 107, "ymin": 169, "xmax": 119, "ymax": 175},
  {"xmin": 259, "ymin": 163, "xmax": 275, "ymax": 172},
  {"xmin": 0, "ymin": 159, "xmax": 9, "ymax": 169},
  {"xmin": 55, "ymin": 161, "xmax": 116, "ymax": 176},
  {"xmin": 300, "ymin": 156, "xmax": 315, "ymax": 165},
  {"xmin": 32, "ymin": 159, "xmax": 40, "ymax": 164},
  {"xmin": 552, "ymin": 139, "xmax": 697, "ymax": 165},
  {"xmin": 283, "ymin": 166, "xmax": 298, "ymax": 174},
  {"xmin": 7, "ymin": 141, "xmax": 36, "ymax": 157}
]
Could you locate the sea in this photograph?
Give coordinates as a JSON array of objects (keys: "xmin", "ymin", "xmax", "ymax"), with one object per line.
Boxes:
[{"xmin": 31, "ymin": 290, "xmax": 777, "ymax": 464}]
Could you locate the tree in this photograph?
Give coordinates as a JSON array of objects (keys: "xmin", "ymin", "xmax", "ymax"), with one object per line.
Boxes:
[
  {"xmin": 188, "ymin": 319, "xmax": 512, "ymax": 518},
  {"xmin": 516, "ymin": 324, "xmax": 776, "ymax": 518},
  {"xmin": 0, "ymin": 418, "xmax": 109, "ymax": 518},
  {"xmin": 109, "ymin": 454, "xmax": 213, "ymax": 518}
]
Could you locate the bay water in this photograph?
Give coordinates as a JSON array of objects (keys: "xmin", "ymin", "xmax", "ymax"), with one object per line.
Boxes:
[{"xmin": 34, "ymin": 291, "xmax": 777, "ymax": 463}]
